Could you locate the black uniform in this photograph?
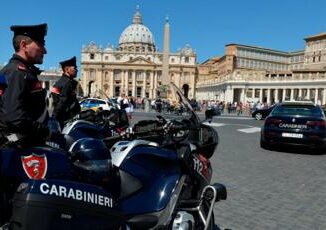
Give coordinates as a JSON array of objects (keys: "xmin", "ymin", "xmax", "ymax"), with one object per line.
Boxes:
[
  {"xmin": 51, "ymin": 74, "xmax": 81, "ymax": 127},
  {"xmin": 0, "ymin": 54, "xmax": 49, "ymax": 146}
]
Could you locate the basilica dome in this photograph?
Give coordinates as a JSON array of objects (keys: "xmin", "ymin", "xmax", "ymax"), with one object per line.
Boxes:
[{"xmin": 118, "ymin": 8, "xmax": 156, "ymax": 52}]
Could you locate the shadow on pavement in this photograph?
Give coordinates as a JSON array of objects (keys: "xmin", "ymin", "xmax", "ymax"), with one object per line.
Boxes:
[{"xmin": 268, "ymin": 145, "xmax": 326, "ymax": 155}]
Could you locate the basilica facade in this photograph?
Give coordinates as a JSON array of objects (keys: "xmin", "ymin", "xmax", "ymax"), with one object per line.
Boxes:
[
  {"xmin": 79, "ymin": 8, "xmax": 326, "ymax": 105},
  {"xmin": 80, "ymin": 8, "xmax": 197, "ymax": 100}
]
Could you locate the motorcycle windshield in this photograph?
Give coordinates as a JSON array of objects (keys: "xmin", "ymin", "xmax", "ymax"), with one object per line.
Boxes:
[
  {"xmin": 168, "ymin": 82, "xmax": 200, "ymax": 126},
  {"xmin": 169, "ymin": 83, "xmax": 218, "ymax": 159}
]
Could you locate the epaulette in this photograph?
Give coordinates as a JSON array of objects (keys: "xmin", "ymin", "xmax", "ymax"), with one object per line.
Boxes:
[{"xmin": 17, "ymin": 63, "xmax": 27, "ymax": 71}]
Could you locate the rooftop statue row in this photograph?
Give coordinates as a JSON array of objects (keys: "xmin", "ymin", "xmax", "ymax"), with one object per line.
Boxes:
[{"xmin": 82, "ymin": 41, "xmax": 195, "ymax": 56}]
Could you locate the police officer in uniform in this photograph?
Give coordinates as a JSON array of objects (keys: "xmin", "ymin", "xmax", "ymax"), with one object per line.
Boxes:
[
  {"xmin": 0, "ymin": 75, "xmax": 8, "ymax": 146},
  {"xmin": 0, "ymin": 23, "xmax": 49, "ymax": 147},
  {"xmin": 51, "ymin": 56, "xmax": 81, "ymax": 128}
]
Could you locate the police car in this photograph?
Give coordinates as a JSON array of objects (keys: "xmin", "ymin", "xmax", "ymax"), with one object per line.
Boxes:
[
  {"xmin": 260, "ymin": 101, "xmax": 326, "ymax": 151},
  {"xmin": 79, "ymin": 98, "xmax": 114, "ymax": 111}
]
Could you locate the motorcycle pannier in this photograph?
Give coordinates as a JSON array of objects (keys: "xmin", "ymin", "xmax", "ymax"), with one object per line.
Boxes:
[{"xmin": 9, "ymin": 180, "xmax": 125, "ymax": 230}]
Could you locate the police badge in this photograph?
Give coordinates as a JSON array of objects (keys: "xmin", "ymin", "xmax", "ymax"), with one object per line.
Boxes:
[{"xmin": 21, "ymin": 154, "xmax": 48, "ymax": 179}]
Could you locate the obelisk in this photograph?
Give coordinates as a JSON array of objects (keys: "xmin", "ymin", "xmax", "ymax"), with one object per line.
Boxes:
[{"xmin": 161, "ymin": 17, "xmax": 170, "ymax": 86}]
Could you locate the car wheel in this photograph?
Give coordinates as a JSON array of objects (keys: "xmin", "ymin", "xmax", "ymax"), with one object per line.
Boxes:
[
  {"xmin": 260, "ymin": 138, "xmax": 271, "ymax": 150},
  {"xmin": 255, "ymin": 113, "xmax": 263, "ymax": 120}
]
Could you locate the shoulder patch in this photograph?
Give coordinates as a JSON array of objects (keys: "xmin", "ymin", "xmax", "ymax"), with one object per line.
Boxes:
[
  {"xmin": 0, "ymin": 86, "xmax": 5, "ymax": 96},
  {"xmin": 51, "ymin": 86, "xmax": 61, "ymax": 95},
  {"xmin": 30, "ymin": 81, "xmax": 43, "ymax": 93},
  {"xmin": 17, "ymin": 63, "xmax": 27, "ymax": 71}
]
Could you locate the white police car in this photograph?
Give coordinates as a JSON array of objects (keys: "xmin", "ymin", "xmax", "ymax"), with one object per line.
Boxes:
[{"xmin": 79, "ymin": 98, "xmax": 114, "ymax": 111}]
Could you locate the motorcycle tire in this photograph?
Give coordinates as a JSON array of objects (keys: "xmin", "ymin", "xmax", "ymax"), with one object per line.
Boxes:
[
  {"xmin": 206, "ymin": 212, "xmax": 215, "ymax": 230},
  {"xmin": 0, "ymin": 190, "xmax": 9, "ymax": 227}
]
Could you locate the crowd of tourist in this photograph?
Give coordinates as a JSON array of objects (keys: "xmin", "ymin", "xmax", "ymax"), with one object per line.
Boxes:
[{"xmin": 116, "ymin": 96, "xmax": 277, "ymax": 117}]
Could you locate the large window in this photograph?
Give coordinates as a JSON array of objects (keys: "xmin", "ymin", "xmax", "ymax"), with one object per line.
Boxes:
[
  {"xmin": 246, "ymin": 89, "xmax": 253, "ymax": 98},
  {"xmin": 115, "ymin": 86, "xmax": 120, "ymax": 97},
  {"xmin": 146, "ymin": 71, "xmax": 151, "ymax": 81},
  {"xmin": 136, "ymin": 71, "xmax": 142, "ymax": 81},
  {"xmin": 254, "ymin": 89, "xmax": 260, "ymax": 98},
  {"xmin": 137, "ymin": 87, "xmax": 142, "ymax": 97},
  {"xmin": 114, "ymin": 70, "xmax": 121, "ymax": 80}
]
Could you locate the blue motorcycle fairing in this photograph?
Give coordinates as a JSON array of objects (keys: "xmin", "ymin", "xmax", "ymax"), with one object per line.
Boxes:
[
  {"xmin": 118, "ymin": 146, "xmax": 182, "ymax": 214},
  {"xmin": 0, "ymin": 146, "xmax": 70, "ymax": 179},
  {"xmin": 63, "ymin": 120, "xmax": 111, "ymax": 149},
  {"xmin": 18, "ymin": 179, "xmax": 116, "ymax": 209}
]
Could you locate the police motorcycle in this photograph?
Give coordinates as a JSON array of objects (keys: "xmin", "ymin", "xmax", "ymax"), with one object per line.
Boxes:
[
  {"xmin": 0, "ymin": 110, "xmax": 128, "ymax": 228},
  {"xmin": 101, "ymin": 83, "xmax": 227, "ymax": 229},
  {"xmin": 0, "ymin": 83, "xmax": 226, "ymax": 230},
  {"xmin": 0, "ymin": 117, "xmax": 128, "ymax": 228},
  {"xmin": 47, "ymin": 105, "xmax": 129, "ymax": 150}
]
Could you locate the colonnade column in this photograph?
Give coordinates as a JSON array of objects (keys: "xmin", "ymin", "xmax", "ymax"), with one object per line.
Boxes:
[
  {"xmin": 323, "ymin": 88, "xmax": 326, "ymax": 105},
  {"xmin": 225, "ymin": 85, "xmax": 233, "ymax": 103},
  {"xmin": 315, "ymin": 88, "xmax": 318, "ymax": 104},
  {"xmin": 299, "ymin": 88, "xmax": 302, "ymax": 99},
  {"xmin": 267, "ymin": 89, "xmax": 271, "ymax": 105},
  {"xmin": 275, "ymin": 89, "xmax": 279, "ymax": 103},
  {"xmin": 191, "ymin": 75, "xmax": 196, "ymax": 99},
  {"xmin": 125, "ymin": 71, "xmax": 129, "ymax": 94},
  {"xmin": 259, "ymin": 88, "xmax": 263, "ymax": 102},
  {"xmin": 149, "ymin": 71, "xmax": 154, "ymax": 99},
  {"xmin": 132, "ymin": 71, "xmax": 136, "ymax": 97},
  {"xmin": 240, "ymin": 88, "xmax": 245, "ymax": 103},
  {"xmin": 109, "ymin": 69, "xmax": 114, "ymax": 97},
  {"xmin": 251, "ymin": 88, "xmax": 255, "ymax": 101},
  {"xmin": 153, "ymin": 71, "xmax": 158, "ymax": 99},
  {"xmin": 290, "ymin": 89, "xmax": 294, "ymax": 101},
  {"xmin": 99, "ymin": 69, "xmax": 103, "ymax": 93},
  {"xmin": 282, "ymin": 89, "xmax": 286, "ymax": 101},
  {"xmin": 121, "ymin": 70, "xmax": 125, "ymax": 94},
  {"xmin": 230, "ymin": 87, "xmax": 234, "ymax": 103},
  {"xmin": 307, "ymin": 89, "xmax": 311, "ymax": 100},
  {"xmin": 142, "ymin": 72, "xmax": 146, "ymax": 98}
]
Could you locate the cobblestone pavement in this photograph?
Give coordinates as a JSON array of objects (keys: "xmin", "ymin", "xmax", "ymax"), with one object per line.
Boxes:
[
  {"xmin": 132, "ymin": 112, "xmax": 326, "ymax": 229},
  {"xmin": 211, "ymin": 122, "xmax": 326, "ymax": 230}
]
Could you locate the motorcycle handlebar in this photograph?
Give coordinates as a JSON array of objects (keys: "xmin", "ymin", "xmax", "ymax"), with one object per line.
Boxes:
[{"xmin": 103, "ymin": 119, "xmax": 199, "ymax": 148}]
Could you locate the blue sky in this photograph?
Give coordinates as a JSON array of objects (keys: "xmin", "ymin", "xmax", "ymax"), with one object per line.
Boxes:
[{"xmin": 0, "ymin": 0, "xmax": 325, "ymax": 70}]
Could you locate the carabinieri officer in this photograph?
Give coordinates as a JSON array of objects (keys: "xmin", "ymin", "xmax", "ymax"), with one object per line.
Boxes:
[
  {"xmin": 51, "ymin": 56, "xmax": 80, "ymax": 128},
  {"xmin": 0, "ymin": 23, "xmax": 49, "ymax": 147}
]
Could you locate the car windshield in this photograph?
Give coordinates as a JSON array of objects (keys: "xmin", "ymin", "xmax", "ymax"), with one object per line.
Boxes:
[{"xmin": 271, "ymin": 104, "xmax": 323, "ymax": 117}]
